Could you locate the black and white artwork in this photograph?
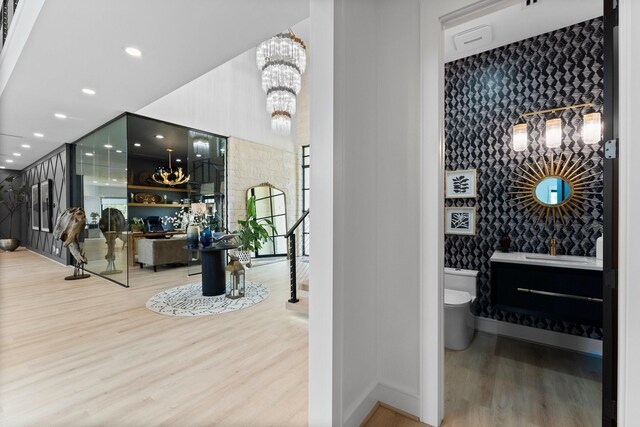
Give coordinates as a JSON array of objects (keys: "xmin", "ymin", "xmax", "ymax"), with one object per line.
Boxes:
[
  {"xmin": 40, "ymin": 179, "xmax": 52, "ymax": 232},
  {"xmin": 446, "ymin": 169, "xmax": 476, "ymax": 198},
  {"xmin": 31, "ymin": 183, "xmax": 40, "ymax": 231},
  {"xmin": 445, "ymin": 207, "xmax": 476, "ymax": 235}
]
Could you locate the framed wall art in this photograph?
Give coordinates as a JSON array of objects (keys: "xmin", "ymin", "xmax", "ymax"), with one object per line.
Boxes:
[
  {"xmin": 445, "ymin": 207, "xmax": 476, "ymax": 235},
  {"xmin": 40, "ymin": 179, "xmax": 52, "ymax": 233},
  {"xmin": 31, "ymin": 183, "xmax": 40, "ymax": 231},
  {"xmin": 445, "ymin": 169, "xmax": 476, "ymax": 198}
]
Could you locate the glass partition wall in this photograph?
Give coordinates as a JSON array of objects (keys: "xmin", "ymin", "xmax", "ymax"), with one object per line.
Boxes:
[
  {"xmin": 75, "ymin": 116, "xmax": 129, "ymax": 285},
  {"xmin": 74, "ymin": 113, "xmax": 227, "ymax": 287}
]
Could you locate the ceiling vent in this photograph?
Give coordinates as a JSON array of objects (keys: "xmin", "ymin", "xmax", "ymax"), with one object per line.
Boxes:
[
  {"xmin": 452, "ymin": 25, "xmax": 492, "ymax": 52},
  {"xmin": 522, "ymin": 0, "xmax": 542, "ymax": 8}
]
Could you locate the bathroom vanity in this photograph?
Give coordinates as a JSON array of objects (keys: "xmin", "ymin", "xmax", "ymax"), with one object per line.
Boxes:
[{"xmin": 490, "ymin": 252, "xmax": 603, "ymax": 327}]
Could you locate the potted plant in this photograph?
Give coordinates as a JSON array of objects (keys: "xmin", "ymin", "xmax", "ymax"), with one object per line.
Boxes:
[
  {"xmin": 90, "ymin": 212, "xmax": 99, "ymax": 224},
  {"xmin": 234, "ymin": 196, "xmax": 277, "ymax": 266},
  {"xmin": 130, "ymin": 217, "xmax": 144, "ymax": 232},
  {"xmin": 0, "ymin": 175, "xmax": 27, "ymax": 251}
]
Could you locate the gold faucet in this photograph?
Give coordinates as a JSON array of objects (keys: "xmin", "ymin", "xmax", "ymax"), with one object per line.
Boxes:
[{"xmin": 550, "ymin": 238, "xmax": 557, "ymax": 256}]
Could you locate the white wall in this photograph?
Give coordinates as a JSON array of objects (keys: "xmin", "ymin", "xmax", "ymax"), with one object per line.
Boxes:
[
  {"xmin": 333, "ymin": 0, "xmax": 379, "ymax": 421},
  {"xmin": 374, "ymin": 0, "xmax": 422, "ymax": 412},
  {"xmin": 308, "ymin": 0, "xmax": 335, "ymax": 424},
  {"xmin": 311, "ymin": 0, "xmax": 423, "ymax": 425},
  {"xmin": 617, "ymin": 1, "xmax": 640, "ymax": 424},
  {"xmin": 136, "ymin": 42, "xmax": 299, "ymax": 153},
  {"xmin": 420, "ymin": 1, "xmax": 478, "ymax": 424}
]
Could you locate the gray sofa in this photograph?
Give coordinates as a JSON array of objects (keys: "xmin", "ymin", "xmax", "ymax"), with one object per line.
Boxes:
[{"xmin": 137, "ymin": 235, "xmax": 190, "ymax": 272}]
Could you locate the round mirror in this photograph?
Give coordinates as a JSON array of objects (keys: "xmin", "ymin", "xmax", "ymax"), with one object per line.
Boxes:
[{"xmin": 534, "ymin": 177, "xmax": 572, "ymax": 206}]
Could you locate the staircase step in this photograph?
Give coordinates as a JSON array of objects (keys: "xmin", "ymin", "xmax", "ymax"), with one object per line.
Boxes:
[
  {"xmin": 285, "ymin": 297, "xmax": 308, "ymax": 314},
  {"xmin": 298, "ymin": 278, "xmax": 309, "ymax": 291}
]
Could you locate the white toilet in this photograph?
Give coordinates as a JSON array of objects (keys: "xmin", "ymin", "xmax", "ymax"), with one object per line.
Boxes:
[{"xmin": 444, "ymin": 267, "xmax": 478, "ymax": 350}]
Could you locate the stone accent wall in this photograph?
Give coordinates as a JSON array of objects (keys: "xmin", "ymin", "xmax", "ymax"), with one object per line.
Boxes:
[{"xmin": 227, "ymin": 137, "xmax": 297, "ymax": 233}]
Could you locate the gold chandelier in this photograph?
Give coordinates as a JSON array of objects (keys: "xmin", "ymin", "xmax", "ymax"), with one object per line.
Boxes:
[{"xmin": 152, "ymin": 148, "xmax": 190, "ymax": 186}]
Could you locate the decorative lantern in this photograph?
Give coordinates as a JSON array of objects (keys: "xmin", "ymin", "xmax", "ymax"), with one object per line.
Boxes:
[{"xmin": 225, "ymin": 255, "xmax": 246, "ymax": 299}]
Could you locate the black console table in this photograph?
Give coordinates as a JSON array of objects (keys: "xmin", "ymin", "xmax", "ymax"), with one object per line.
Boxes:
[{"xmin": 198, "ymin": 243, "xmax": 241, "ymax": 296}]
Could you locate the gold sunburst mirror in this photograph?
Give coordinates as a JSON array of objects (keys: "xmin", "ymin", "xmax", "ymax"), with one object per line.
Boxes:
[{"xmin": 510, "ymin": 152, "xmax": 600, "ymax": 226}]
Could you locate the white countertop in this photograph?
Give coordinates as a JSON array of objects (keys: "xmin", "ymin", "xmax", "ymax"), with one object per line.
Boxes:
[{"xmin": 490, "ymin": 251, "xmax": 603, "ymax": 271}]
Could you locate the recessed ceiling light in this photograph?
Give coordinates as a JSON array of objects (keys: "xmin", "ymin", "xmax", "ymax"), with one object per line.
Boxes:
[
  {"xmin": 116, "ymin": 150, "xmax": 123, "ymax": 153},
  {"xmin": 104, "ymin": 144, "xmax": 113, "ymax": 148},
  {"xmin": 85, "ymin": 153, "xmax": 93, "ymax": 157},
  {"xmin": 54, "ymin": 113, "xmax": 67, "ymax": 119},
  {"xmin": 0, "ymin": 166, "xmax": 5, "ymax": 169},
  {"xmin": 112, "ymin": 179, "xmax": 117, "ymax": 182},
  {"xmin": 105, "ymin": 183, "xmax": 110, "ymax": 186},
  {"xmin": 92, "ymin": 181, "xmax": 98, "ymax": 184},
  {"xmin": 134, "ymin": 143, "xmax": 141, "ymax": 147},
  {"xmin": 175, "ymin": 159, "xmax": 182, "ymax": 162},
  {"xmin": 21, "ymin": 144, "xmax": 31, "ymax": 148},
  {"xmin": 125, "ymin": 47, "xmax": 142, "ymax": 57},
  {"xmin": 82, "ymin": 88, "xmax": 96, "ymax": 95},
  {"xmin": 12, "ymin": 153, "xmax": 21, "ymax": 156},
  {"xmin": 6, "ymin": 159, "xmax": 14, "ymax": 163},
  {"xmin": 33, "ymin": 133, "xmax": 44, "ymax": 138},
  {"xmin": 155, "ymin": 134, "xmax": 164, "ymax": 139},
  {"xmin": 196, "ymin": 154, "xmax": 202, "ymax": 158}
]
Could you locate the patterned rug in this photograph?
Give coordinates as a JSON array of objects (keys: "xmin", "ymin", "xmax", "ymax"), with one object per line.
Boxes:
[{"xmin": 146, "ymin": 281, "xmax": 269, "ymax": 316}]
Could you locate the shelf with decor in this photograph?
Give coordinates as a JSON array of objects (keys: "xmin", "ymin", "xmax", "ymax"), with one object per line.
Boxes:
[
  {"xmin": 128, "ymin": 203, "xmax": 189, "ymax": 208},
  {"xmin": 127, "ymin": 185, "xmax": 190, "ymax": 193}
]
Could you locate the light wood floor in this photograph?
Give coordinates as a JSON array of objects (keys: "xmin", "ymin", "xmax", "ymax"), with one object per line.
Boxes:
[
  {"xmin": 362, "ymin": 404, "xmax": 428, "ymax": 427},
  {"xmin": 442, "ymin": 332, "xmax": 601, "ymax": 427},
  {"xmin": 1, "ymin": 249, "xmax": 602, "ymax": 427},
  {"xmin": 0, "ymin": 249, "xmax": 307, "ymax": 426},
  {"xmin": 362, "ymin": 333, "xmax": 602, "ymax": 427}
]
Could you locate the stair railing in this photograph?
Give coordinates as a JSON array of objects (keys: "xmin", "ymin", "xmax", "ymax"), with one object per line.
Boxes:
[
  {"xmin": 285, "ymin": 209, "xmax": 309, "ymax": 303},
  {"xmin": 1, "ymin": 0, "xmax": 21, "ymax": 50}
]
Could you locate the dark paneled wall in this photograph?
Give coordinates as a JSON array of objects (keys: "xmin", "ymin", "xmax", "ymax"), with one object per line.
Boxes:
[
  {"xmin": 21, "ymin": 144, "xmax": 72, "ymax": 264},
  {"xmin": 0, "ymin": 168, "xmax": 23, "ymax": 242},
  {"xmin": 444, "ymin": 18, "xmax": 604, "ymax": 338}
]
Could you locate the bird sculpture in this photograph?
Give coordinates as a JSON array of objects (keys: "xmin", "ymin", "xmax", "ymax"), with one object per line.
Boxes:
[{"xmin": 53, "ymin": 207, "xmax": 89, "ymax": 279}]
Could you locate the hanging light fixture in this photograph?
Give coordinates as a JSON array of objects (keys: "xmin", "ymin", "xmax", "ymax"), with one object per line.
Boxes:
[
  {"xmin": 582, "ymin": 112, "xmax": 602, "ymax": 144},
  {"xmin": 256, "ymin": 30, "xmax": 306, "ymax": 135},
  {"xmin": 545, "ymin": 117, "xmax": 562, "ymax": 149},
  {"xmin": 511, "ymin": 103, "xmax": 599, "ymax": 151},
  {"xmin": 512, "ymin": 123, "xmax": 528, "ymax": 152},
  {"xmin": 152, "ymin": 148, "xmax": 190, "ymax": 186}
]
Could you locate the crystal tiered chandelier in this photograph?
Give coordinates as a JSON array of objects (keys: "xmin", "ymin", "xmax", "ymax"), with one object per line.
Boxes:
[{"xmin": 256, "ymin": 31, "xmax": 306, "ymax": 135}]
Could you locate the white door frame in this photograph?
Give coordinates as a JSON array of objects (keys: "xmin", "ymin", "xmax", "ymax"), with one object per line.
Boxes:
[{"xmin": 420, "ymin": 1, "xmax": 637, "ymax": 425}]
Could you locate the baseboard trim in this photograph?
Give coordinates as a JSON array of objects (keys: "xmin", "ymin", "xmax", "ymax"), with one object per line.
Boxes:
[
  {"xmin": 343, "ymin": 380, "xmax": 378, "ymax": 427},
  {"xmin": 475, "ymin": 316, "xmax": 602, "ymax": 356},
  {"xmin": 343, "ymin": 380, "xmax": 421, "ymax": 427}
]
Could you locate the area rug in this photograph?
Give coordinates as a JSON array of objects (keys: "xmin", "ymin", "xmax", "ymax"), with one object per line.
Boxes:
[{"xmin": 146, "ymin": 281, "xmax": 270, "ymax": 317}]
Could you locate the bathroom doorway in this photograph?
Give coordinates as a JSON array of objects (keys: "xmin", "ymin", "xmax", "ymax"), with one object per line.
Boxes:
[{"xmin": 431, "ymin": 0, "xmax": 618, "ymax": 425}]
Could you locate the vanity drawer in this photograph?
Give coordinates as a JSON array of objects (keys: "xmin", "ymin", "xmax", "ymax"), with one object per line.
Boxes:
[{"xmin": 491, "ymin": 262, "xmax": 603, "ymax": 327}]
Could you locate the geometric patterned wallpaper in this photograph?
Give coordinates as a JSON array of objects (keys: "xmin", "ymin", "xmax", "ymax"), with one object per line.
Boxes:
[
  {"xmin": 444, "ymin": 18, "xmax": 604, "ymax": 339},
  {"xmin": 21, "ymin": 144, "xmax": 72, "ymax": 264}
]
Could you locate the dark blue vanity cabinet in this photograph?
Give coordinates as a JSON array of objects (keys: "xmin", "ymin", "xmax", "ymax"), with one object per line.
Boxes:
[{"xmin": 490, "ymin": 258, "xmax": 603, "ymax": 327}]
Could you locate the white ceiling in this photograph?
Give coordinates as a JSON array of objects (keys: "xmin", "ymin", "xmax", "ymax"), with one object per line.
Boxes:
[
  {"xmin": 0, "ymin": 0, "xmax": 309, "ymax": 170},
  {"xmin": 444, "ymin": 0, "xmax": 603, "ymax": 63}
]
